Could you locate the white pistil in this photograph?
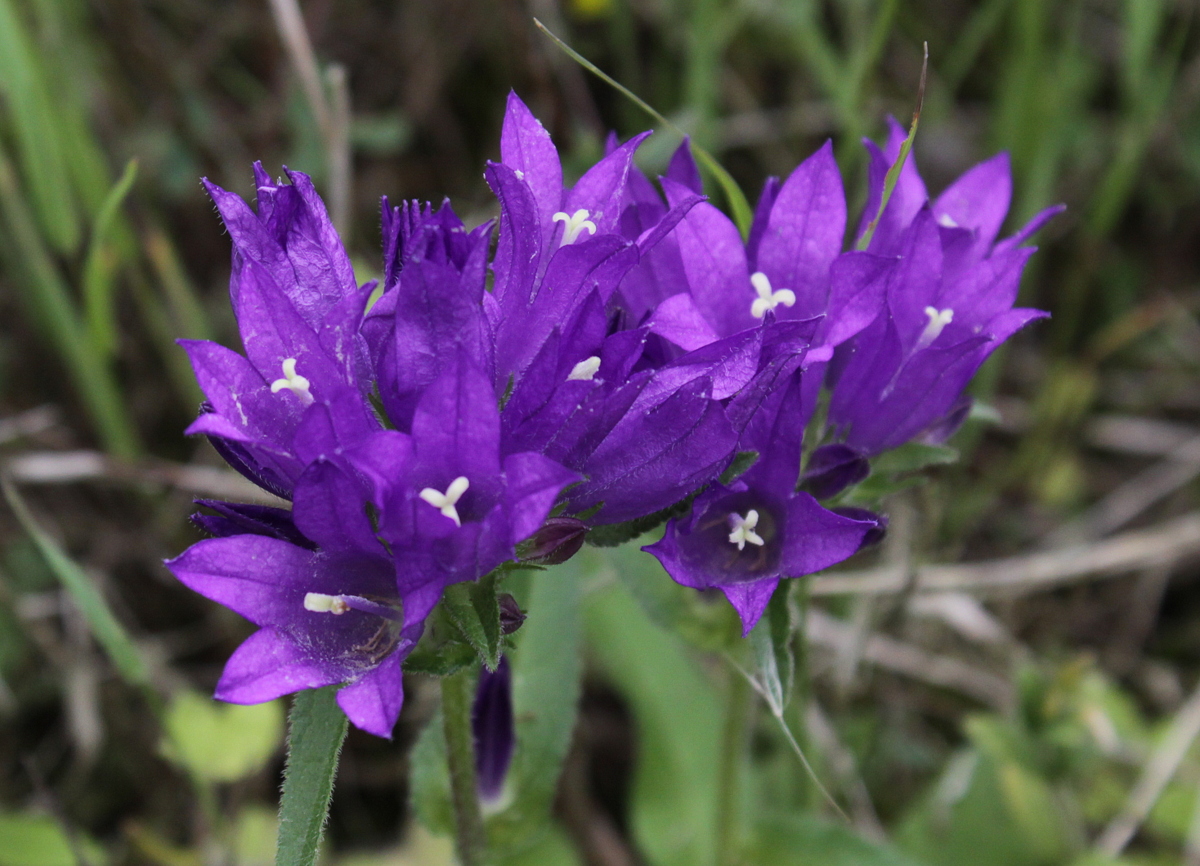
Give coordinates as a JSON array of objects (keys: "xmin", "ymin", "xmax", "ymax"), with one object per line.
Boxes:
[
  {"xmin": 552, "ymin": 209, "xmax": 597, "ymax": 246},
  {"xmin": 936, "ymin": 212, "xmax": 960, "ymax": 228},
  {"xmin": 567, "ymin": 356, "xmax": 602, "ymax": 381},
  {"xmin": 749, "ymin": 272, "xmax": 796, "ymax": 319},
  {"xmin": 419, "ymin": 476, "xmax": 470, "ymax": 527},
  {"xmin": 917, "ymin": 306, "xmax": 954, "ymax": 350},
  {"xmin": 270, "ymin": 358, "xmax": 314, "ymax": 405},
  {"xmin": 304, "ymin": 592, "xmax": 350, "ymax": 615},
  {"xmin": 728, "ymin": 510, "xmax": 765, "ymax": 551}
]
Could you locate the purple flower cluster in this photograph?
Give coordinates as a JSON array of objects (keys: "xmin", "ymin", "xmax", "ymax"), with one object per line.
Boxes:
[{"xmin": 167, "ymin": 95, "xmax": 1054, "ymax": 737}]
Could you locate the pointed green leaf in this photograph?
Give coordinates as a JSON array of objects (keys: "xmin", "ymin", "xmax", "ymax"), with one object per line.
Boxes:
[
  {"xmin": 275, "ymin": 687, "xmax": 347, "ymax": 866},
  {"xmin": 442, "ymin": 571, "xmax": 502, "ymax": 670}
]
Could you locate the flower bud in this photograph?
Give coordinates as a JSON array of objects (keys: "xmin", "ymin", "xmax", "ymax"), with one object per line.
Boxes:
[
  {"xmin": 518, "ymin": 516, "xmax": 587, "ymax": 565},
  {"xmin": 498, "ymin": 594, "xmax": 526, "ymax": 635},
  {"xmin": 472, "ymin": 656, "xmax": 514, "ymax": 803},
  {"xmin": 801, "ymin": 444, "xmax": 870, "ymax": 500}
]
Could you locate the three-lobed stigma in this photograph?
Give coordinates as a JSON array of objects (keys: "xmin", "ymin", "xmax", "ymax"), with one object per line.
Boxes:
[
  {"xmin": 750, "ymin": 272, "xmax": 796, "ymax": 319},
  {"xmin": 552, "ymin": 209, "xmax": 597, "ymax": 246},
  {"xmin": 270, "ymin": 357, "xmax": 314, "ymax": 405},
  {"xmin": 419, "ymin": 476, "xmax": 470, "ymax": 527},
  {"xmin": 727, "ymin": 510, "xmax": 765, "ymax": 551}
]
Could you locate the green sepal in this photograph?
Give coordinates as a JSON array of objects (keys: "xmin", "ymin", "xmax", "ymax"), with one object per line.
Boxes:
[
  {"xmin": 838, "ymin": 443, "xmax": 958, "ymax": 506},
  {"xmin": 402, "ymin": 641, "xmax": 478, "ymax": 678},
  {"xmin": 585, "ymin": 496, "xmax": 693, "ymax": 548},
  {"xmin": 871, "ymin": 442, "xmax": 959, "ymax": 474},
  {"xmin": 748, "ymin": 582, "xmax": 797, "ymax": 715}
]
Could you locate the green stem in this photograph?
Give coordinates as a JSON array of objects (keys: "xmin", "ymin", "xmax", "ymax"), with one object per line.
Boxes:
[
  {"xmin": 716, "ymin": 664, "xmax": 753, "ymax": 866},
  {"xmin": 275, "ymin": 687, "xmax": 348, "ymax": 866},
  {"xmin": 443, "ymin": 666, "xmax": 487, "ymax": 866}
]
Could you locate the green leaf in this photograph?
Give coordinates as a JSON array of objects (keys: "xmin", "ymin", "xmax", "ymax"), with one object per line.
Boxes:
[
  {"xmin": 82, "ymin": 159, "xmax": 138, "ymax": 359},
  {"xmin": 487, "ymin": 565, "xmax": 583, "ymax": 852},
  {"xmin": 232, "ymin": 806, "xmax": 278, "ymax": 866},
  {"xmin": 584, "ymin": 577, "xmax": 721, "ymax": 866},
  {"xmin": 0, "ymin": 148, "xmax": 139, "ymax": 456},
  {"xmin": 162, "ymin": 691, "xmax": 283, "ymax": 783},
  {"xmin": 409, "ymin": 708, "xmax": 454, "ymax": 837},
  {"xmin": 895, "ymin": 749, "xmax": 1069, "ymax": 866},
  {"xmin": 871, "ymin": 443, "xmax": 960, "ymax": 475},
  {"xmin": 275, "ymin": 687, "xmax": 348, "ymax": 866},
  {"xmin": 718, "ymin": 450, "xmax": 759, "ymax": 485},
  {"xmin": 442, "ymin": 571, "xmax": 502, "ymax": 670},
  {"xmin": 0, "ymin": 812, "xmax": 107, "ymax": 866},
  {"xmin": 749, "ymin": 813, "xmax": 926, "ymax": 866},
  {"xmin": 749, "ymin": 582, "xmax": 796, "ymax": 715},
  {"xmin": 2, "ymin": 478, "xmax": 149, "ymax": 687}
]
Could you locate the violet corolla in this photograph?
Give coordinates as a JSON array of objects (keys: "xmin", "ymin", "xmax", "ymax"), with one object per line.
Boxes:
[{"xmin": 825, "ymin": 119, "xmax": 1062, "ymax": 456}]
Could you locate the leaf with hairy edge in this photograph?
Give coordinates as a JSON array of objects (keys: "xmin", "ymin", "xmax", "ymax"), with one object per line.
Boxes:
[
  {"xmin": 275, "ymin": 687, "xmax": 348, "ymax": 866},
  {"xmin": 442, "ymin": 571, "xmax": 502, "ymax": 670}
]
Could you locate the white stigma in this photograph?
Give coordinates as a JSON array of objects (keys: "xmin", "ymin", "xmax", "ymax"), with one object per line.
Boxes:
[
  {"xmin": 552, "ymin": 209, "xmax": 597, "ymax": 246},
  {"xmin": 270, "ymin": 358, "xmax": 314, "ymax": 405},
  {"xmin": 567, "ymin": 356, "xmax": 602, "ymax": 381},
  {"xmin": 728, "ymin": 510, "xmax": 765, "ymax": 551},
  {"xmin": 750, "ymin": 272, "xmax": 796, "ymax": 319},
  {"xmin": 304, "ymin": 592, "xmax": 349, "ymax": 614},
  {"xmin": 936, "ymin": 212, "xmax": 960, "ymax": 228},
  {"xmin": 917, "ymin": 306, "xmax": 954, "ymax": 350},
  {"xmin": 419, "ymin": 476, "xmax": 470, "ymax": 527}
]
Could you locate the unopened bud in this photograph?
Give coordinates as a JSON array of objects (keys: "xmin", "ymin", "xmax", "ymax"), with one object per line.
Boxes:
[
  {"xmin": 498, "ymin": 594, "xmax": 526, "ymax": 635},
  {"xmin": 518, "ymin": 516, "xmax": 587, "ymax": 565},
  {"xmin": 801, "ymin": 444, "xmax": 870, "ymax": 500}
]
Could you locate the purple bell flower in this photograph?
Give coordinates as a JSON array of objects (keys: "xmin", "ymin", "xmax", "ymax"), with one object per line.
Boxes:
[
  {"xmin": 182, "ymin": 166, "xmax": 379, "ymax": 497},
  {"xmin": 827, "ymin": 126, "xmax": 1060, "ymax": 455},
  {"xmin": 646, "ymin": 377, "xmax": 881, "ymax": 633},
  {"xmin": 166, "ymin": 533, "xmax": 420, "ymax": 738}
]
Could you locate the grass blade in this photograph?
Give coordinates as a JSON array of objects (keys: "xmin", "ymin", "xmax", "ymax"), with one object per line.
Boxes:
[
  {"xmin": 534, "ymin": 17, "xmax": 754, "ymax": 237},
  {"xmin": 0, "ymin": 147, "xmax": 139, "ymax": 456},
  {"xmin": 0, "ymin": 0, "xmax": 80, "ymax": 254},
  {"xmin": 83, "ymin": 159, "xmax": 138, "ymax": 359},
  {"xmin": 2, "ymin": 476, "xmax": 149, "ymax": 687},
  {"xmin": 855, "ymin": 43, "xmax": 928, "ymax": 252}
]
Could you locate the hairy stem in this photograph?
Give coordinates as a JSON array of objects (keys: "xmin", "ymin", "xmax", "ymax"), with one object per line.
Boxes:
[{"xmin": 443, "ymin": 666, "xmax": 487, "ymax": 866}]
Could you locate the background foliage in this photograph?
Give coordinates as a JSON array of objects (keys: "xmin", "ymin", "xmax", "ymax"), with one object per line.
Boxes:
[{"xmin": 2, "ymin": 0, "xmax": 1200, "ymax": 864}]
